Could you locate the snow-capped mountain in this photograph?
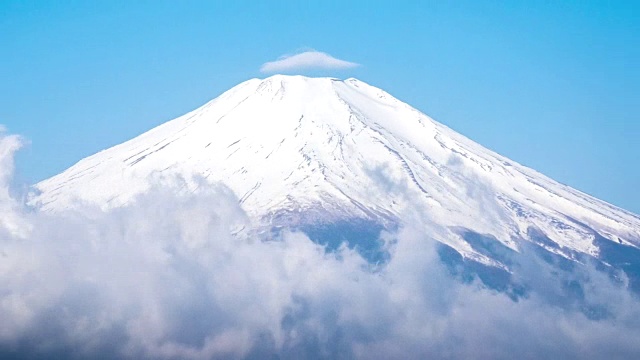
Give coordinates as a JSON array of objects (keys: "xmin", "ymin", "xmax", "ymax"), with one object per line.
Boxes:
[{"xmin": 32, "ymin": 75, "xmax": 640, "ymax": 273}]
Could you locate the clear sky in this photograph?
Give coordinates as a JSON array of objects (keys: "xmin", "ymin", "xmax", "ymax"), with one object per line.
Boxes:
[{"xmin": 1, "ymin": 1, "xmax": 638, "ymax": 214}]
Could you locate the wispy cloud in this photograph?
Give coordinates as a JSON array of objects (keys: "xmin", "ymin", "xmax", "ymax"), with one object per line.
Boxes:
[{"xmin": 260, "ymin": 50, "xmax": 360, "ymax": 73}]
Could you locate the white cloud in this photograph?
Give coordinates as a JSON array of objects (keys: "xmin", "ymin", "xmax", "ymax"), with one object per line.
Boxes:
[
  {"xmin": 1, "ymin": 130, "xmax": 640, "ymax": 359},
  {"xmin": 260, "ymin": 50, "xmax": 360, "ymax": 73}
]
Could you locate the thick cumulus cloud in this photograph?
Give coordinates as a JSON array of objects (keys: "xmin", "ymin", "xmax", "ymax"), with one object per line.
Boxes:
[
  {"xmin": 260, "ymin": 50, "xmax": 360, "ymax": 73},
  {"xmin": 1, "ymin": 131, "xmax": 640, "ymax": 359}
]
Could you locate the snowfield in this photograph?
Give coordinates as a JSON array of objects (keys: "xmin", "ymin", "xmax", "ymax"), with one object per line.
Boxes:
[{"xmin": 33, "ymin": 75, "xmax": 640, "ymax": 266}]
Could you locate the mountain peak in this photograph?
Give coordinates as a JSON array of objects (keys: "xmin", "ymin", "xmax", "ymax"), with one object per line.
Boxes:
[
  {"xmin": 258, "ymin": 74, "xmax": 344, "ymax": 82},
  {"xmin": 242, "ymin": 75, "xmax": 365, "ymax": 94}
]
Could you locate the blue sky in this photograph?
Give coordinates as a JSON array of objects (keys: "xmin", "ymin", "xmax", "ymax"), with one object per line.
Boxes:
[{"xmin": 0, "ymin": 1, "xmax": 638, "ymax": 213}]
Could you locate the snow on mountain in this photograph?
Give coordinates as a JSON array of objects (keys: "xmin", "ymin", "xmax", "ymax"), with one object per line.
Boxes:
[{"xmin": 32, "ymin": 75, "xmax": 640, "ymax": 267}]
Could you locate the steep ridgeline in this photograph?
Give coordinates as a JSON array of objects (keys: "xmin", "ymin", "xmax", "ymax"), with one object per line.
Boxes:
[{"xmin": 33, "ymin": 75, "xmax": 640, "ymax": 292}]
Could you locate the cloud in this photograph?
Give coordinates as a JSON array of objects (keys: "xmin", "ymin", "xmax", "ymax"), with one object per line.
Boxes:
[
  {"xmin": 1, "ymin": 130, "xmax": 640, "ymax": 359},
  {"xmin": 260, "ymin": 50, "xmax": 360, "ymax": 73}
]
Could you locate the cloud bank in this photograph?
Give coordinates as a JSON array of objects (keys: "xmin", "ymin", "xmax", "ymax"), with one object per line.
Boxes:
[
  {"xmin": 1, "ymin": 131, "xmax": 640, "ymax": 359},
  {"xmin": 260, "ymin": 50, "xmax": 360, "ymax": 73}
]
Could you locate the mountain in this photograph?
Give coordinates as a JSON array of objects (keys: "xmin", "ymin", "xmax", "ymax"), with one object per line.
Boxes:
[{"xmin": 31, "ymin": 75, "xmax": 640, "ymax": 291}]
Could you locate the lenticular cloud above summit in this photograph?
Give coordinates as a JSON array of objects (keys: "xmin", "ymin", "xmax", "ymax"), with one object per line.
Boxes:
[
  {"xmin": 260, "ymin": 50, "xmax": 360, "ymax": 73},
  {"xmin": 2, "ymin": 76, "xmax": 640, "ymax": 359}
]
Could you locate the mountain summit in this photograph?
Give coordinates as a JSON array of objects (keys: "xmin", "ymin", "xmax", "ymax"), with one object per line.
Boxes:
[{"xmin": 33, "ymin": 75, "xmax": 640, "ymax": 273}]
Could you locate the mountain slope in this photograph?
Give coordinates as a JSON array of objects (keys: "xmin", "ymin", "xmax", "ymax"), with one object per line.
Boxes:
[{"xmin": 32, "ymin": 75, "xmax": 640, "ymax": 266}]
